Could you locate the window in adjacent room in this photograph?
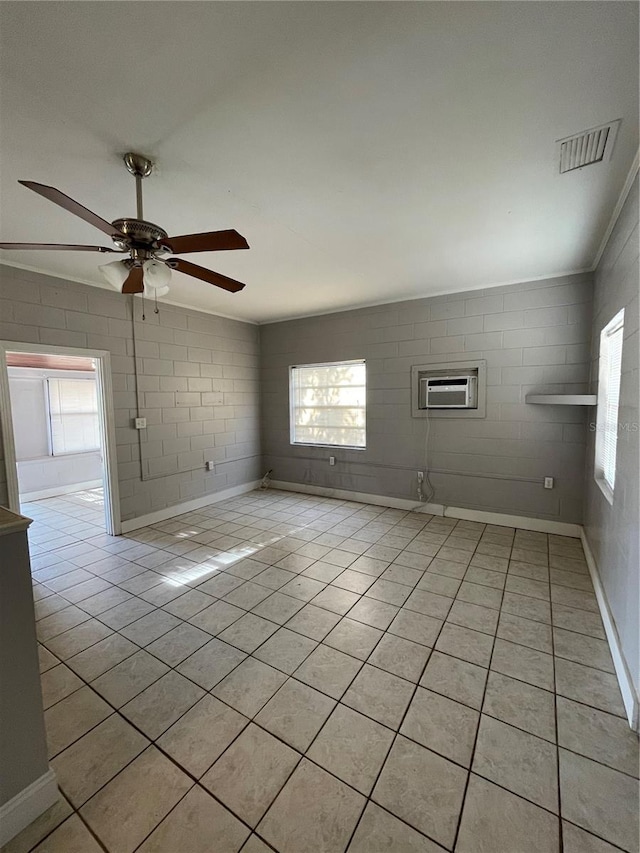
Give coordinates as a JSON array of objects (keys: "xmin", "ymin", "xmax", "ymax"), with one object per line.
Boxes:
[
  {"xmin": 47, "ymin": 377, "xmax": 101, "ymax": 455},
  {"xmin": 594, "ymin": 308, "xmax": 624, "ymax": 503},
  {"xmin": 290, "ymin": 360, "xmax": 366, "ymax": 448}
]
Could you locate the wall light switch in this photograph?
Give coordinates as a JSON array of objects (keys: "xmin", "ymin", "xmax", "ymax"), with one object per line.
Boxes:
[
  {"xmin": 134, "ymin": 417, "xmax": 146, "ymax": 430},
  {"xmin": 544, "ymin": 477, "xmax": 554, "ymax": 489}
]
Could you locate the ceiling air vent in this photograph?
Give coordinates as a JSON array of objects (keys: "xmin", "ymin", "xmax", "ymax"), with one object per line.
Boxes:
[{"xmin": 557, "ymin": 120, "xmax": 620, "ymax": 174}]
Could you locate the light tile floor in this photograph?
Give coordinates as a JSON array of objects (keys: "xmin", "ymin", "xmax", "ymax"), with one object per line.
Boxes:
[{"xmin": 4, "ymin": 489, "xmax": 639, "ymax": 853}]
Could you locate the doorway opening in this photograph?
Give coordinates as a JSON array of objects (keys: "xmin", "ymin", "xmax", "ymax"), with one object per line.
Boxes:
[{"xmin": 0, "ymin": 343, "xmax": 120, "ymax": 536}]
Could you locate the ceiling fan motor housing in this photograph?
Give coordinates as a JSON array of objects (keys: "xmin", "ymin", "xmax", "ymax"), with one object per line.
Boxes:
[{"xmin": 110, "ymin": 217, "xmax": 169, "ymax": 257}]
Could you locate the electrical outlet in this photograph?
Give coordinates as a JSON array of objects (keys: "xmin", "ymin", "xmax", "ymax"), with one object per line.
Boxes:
[
  {"xmin": 417, "ymin": 471, "xmax": 424, "ymax": 482},
  {"xmin": 544, "ymin": 476, "xmax": 554, "ymax": 489},
  {"xmin": 329, "ymin": 456, "xmax": 336, "ymax": 466},
  {"xmin": 206, "ymin": 460, "xmax": 215, "ymax": 471},
  {"xmin": 134, "ymin": 417, "xmax": 146, "ymax": 429}
]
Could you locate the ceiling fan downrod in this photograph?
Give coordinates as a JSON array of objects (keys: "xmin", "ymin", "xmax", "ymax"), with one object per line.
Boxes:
[
  {"xmin": 123, "ymin": 152, "xmax": 153, "ymax": 221},
  {"xmin": 111, "ymin": 153, "xmax": 169, "ymax": 260}
]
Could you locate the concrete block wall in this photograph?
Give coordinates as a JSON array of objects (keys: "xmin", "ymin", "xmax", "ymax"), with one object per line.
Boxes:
[
  {"xmin": 260, "ymin": 273, "xmax": 594, "ymax": 524},
  {"xmin": 0, "ymin": 265, "xmax": 261, "ymax": 520},
  {"xmin": 0, "ymin": 418, "xmax": 7, "ymax": 509},
  {"xmin": 584, "ymin": 174, "xmax": 639, "ymax": 700}
]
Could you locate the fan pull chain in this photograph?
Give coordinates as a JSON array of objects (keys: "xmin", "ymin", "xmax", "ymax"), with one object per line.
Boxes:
[
  {"xmin": 141, "ymin": 292, "xmax": 145, "ymax": 322},
  {"xmin": 154, "ymin": 289, "xmax": 159, "ymax": 314}
]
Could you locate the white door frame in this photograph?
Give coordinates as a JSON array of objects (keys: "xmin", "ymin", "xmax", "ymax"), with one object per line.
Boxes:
[{"xmin": 0, "ymin": 341, "xmax": 122, "ymax": 535}]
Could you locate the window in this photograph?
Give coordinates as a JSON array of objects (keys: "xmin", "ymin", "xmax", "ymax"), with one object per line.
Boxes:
[
  {"xmin": 47, "ymin": 378, "xmax": 100, "ymax": 455},
  {"xmin": 290, "ymin": 360, "xmax": 366, "ymax": 448},
  {"xmin": 594, "ymin": 309, "xmax": 624, "ymax": 502}
]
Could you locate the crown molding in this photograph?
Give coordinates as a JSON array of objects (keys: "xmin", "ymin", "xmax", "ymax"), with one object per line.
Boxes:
[
  {"xmin": 0, "ymin": 260, "xmax": 257, "ymax": 325},
  {"xmin": 591, "ymin": 148, "xmax": 640, "ymax": 272}
]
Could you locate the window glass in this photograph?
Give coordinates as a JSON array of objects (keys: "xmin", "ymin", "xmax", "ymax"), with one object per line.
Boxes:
[
  {"xmin": 48, "ymin": 378, "xmax": 100, "ymax": 455},
  {"xmin": 290, "ymin": 360, "xmax": 366, "ymax": 448},
  {"xmin": 595, "ymin": 309, "xmax": 624, "ymax": 499}
]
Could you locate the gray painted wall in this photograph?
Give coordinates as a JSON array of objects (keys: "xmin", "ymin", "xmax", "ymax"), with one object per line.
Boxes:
[
  {"xmin": 261, "ymin": 273, "xmax": 594, "ymax": 524},
  {"xmin": 0, "ymin": 417, "xmax": 7, "ymax": 512},
  {"xmin": 0, "ymin": 520, "xmax": 49, "ymax": 809},
  {"xmin": 0, "ymin": 265, "xmax": 261, "ymax": 521},
  {"xmin": 584, "ymin": 174, "xmax": 639, "ymax": 700}
]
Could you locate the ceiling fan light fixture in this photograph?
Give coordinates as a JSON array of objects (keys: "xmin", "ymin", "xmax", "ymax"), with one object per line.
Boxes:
[
  {"xmin": 143, "ymin": 258, "xmax": 171, "ymax": 290},
  {"xmin": 99, "ymin": 259, "xmax": 130, "ymax": 290},
  {"xmin": 144, "ymin": 283, "xmax": 170, "ymax": 298}
]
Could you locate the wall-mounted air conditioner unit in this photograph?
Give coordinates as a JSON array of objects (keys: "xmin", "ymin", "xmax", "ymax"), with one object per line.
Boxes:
[
  {"xmin": 418, "ymin": 374, "xmax": 478, "ymax": 409},
  {"xmin": 411, "ymin": 360, "xmax": 486, "ymax": 419}
]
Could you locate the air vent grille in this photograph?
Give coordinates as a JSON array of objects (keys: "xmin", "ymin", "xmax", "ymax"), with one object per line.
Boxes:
[{"xmin": 557, "ymin": 120, "xmax": 620, "ymax": 174}]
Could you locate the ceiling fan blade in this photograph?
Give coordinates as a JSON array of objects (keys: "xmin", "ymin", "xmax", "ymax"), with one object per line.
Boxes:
[
  {"xmin": 161, "ymin": 229, "xmax": 249, "ymax": 255},
  {"xmin": 18, "ymin": 181, "xmax": 125, "ymax": 240},
  {"xmin": 169, "ymin": 258, "xmax": 246, "ymax": 293},
  {"xmin": 121, "ymin": 266, "xmax": 144, "ymax": 294},
  {"xmin": 0, "ymin": 242, "xmax": 122, "ymax": 252}
]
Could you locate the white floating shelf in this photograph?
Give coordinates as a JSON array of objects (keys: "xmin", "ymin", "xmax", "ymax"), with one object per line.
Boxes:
[{"xmin": 525, "ymin": 394, "xmax": 597, "ymax": 406}]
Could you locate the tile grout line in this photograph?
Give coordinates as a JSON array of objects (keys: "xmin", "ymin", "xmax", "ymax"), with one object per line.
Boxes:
[
  {"xmin": 38, "ymin": 499, "xmax": 421, "ymax": 848},
  {"xmin": 449, "ymin": 526, "xmax": 510, "ymax": 851},
  {"xmin": 549, "ymin": 533, "xmax": 565, "ymax": 853},
  {"xmin": 40, "ymin": 578, "xmax": 629, "ymax": 749},
  {"xmin": 25, "ymin": 491, "xmax": 629, "ymax": 853},
  {"xmin": 341, "ymin": 513, "xmax": 488, "ymax": 852},
  {"xmin": 35, "ymin": 503, "xmax": 442, "ymax": 851}
]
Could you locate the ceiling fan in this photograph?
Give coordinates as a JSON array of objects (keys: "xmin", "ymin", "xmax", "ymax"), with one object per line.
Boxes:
[{"xmin": 0, "ymin": 152, "xmax": 249, "ymax": 297}]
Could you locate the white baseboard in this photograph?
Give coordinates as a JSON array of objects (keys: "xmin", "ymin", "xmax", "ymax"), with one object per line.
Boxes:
[
  {"xmin": 580, "ymin": 529, "xmax": 639, "ymax": 731},
  {"xmin": 270, "ymin": 480, "xmax": 581, "ymax": 537},
  {"xmin": 271, "ymin": 479, "xmax": 442, "ymax": 514},
  {"xmin": 120, "ymin": 480, "xmax": 262, "ymax": 533},
  {"xmin": 20, "ymin": 479, "xmax": 103, "ymax": 503},
  {"xmin": 443, "ymin": 505, "xmax": 581, "ymax": 538},
  {"xmin": 0, "ymin": 768, "xmax": 58, "ymax": 847}
]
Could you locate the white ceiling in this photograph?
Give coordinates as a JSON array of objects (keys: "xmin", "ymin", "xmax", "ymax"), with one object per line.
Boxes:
[{"xmin": 0, "ymin": 2, "xmax": 638, "ymax": 323}]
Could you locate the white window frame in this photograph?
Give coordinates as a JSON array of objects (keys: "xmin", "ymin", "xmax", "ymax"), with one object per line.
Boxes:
[
  {"xmin": 289, "ymin": 359, "xmax": 367, "ymax": 449},
  {"xmin": 594, "ymin": 308, "xmax": 624, "ymax": 505}
]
